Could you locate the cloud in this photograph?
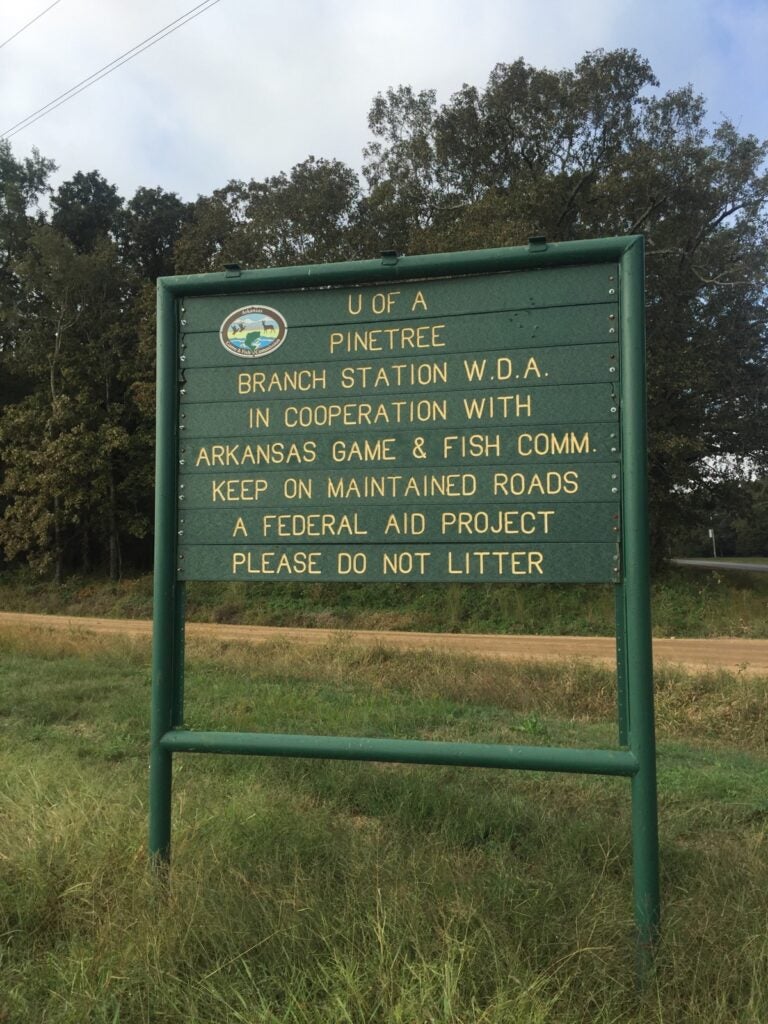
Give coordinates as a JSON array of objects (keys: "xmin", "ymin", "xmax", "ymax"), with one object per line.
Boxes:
[{"xmin": 1, "ymin": 0, "xmax": 765, "ymax": 201}]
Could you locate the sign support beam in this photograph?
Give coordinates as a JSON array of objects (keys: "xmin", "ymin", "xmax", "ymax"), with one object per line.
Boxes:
[
  {"xmin": 149, "ymin": 281, "xmax": 180, "ymax": 863},
  {"xmin": 620, "ymin": 239, "xmax": 661, "ymax": 971},
  {"xmin": 160, "ymin": 729, "xmax": 640, "ymax": 775}
]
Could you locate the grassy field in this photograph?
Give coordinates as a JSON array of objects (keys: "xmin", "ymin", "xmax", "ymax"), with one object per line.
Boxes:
[
  {"xmin": 1, "ymin": 625, "xmax": 766, "ymax": 1022},
  {"xmin": 1, "ymin": 564, "xmax": 767, "ymax": 637}
]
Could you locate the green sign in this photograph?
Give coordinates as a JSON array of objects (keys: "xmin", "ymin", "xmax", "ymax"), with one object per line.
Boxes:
[
  {"xmin": 176, "ymin": 263, "xmax": 622, "ymax": 584},
  {"xmin": 150, "ymin": 238, "xmax": 660, "ymax": 975}
]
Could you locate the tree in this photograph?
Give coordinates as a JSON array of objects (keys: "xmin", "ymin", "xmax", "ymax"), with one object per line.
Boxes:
[
  {"xmin": 360, "ymin": 50, "xmax": 768, "ymax": 557},
  {"xmin": 242, "ymin": 156, "xmax": 361, "ymax": 266},
  {"xmin": 174, "ymin": 181, "xmax": 251, "ymax": 274},
  {"xmin": 175, "ymin": 157, "xmax": 361, "ymax": 274},
  {"xmin": 0, "ymin": 141, "xmax": 55, "ymax": 356},
  {"xmin": 361, "ymin": 87, "xmax": 440, "ymax": 250},
  {"xmin": 50, "ymin": 170, "xmax": 122, "ymax": 253},
  {"xmin": 120, "ymin": 186, "xmax": 192, "ymax": 280},
  {"xmin": 0, "ymin": 226, "xmax": 152, "ymax": 579}
]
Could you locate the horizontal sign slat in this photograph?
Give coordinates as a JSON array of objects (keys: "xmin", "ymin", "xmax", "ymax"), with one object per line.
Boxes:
[
  {"xmin": 181, "ymin": 423, "xmax": 620, "ymax": 473},
  {"xmin": 177, "ymin": 462, "xmax": 620, "ymax": 509},
  {"xmin": 181, "ymin": 304, "xmax": 618, "ymax": 369},
  {"xmin": 181, "ymin": 264, "xmax": 618, "ymax": 333},
  {"xmin": 179, "ymin": 383, "xmax": 619, "ymax": 439},
  {"xmin": 177, "ymin": 541, "xmax": 619, "ymax": 583},
  {"xmin": 180, "ymin": 342, "xmax": 618, "ymax": 403},
  {"xmin": 178, "ymin": 502, "xmax": 619, "ymax": 545}
]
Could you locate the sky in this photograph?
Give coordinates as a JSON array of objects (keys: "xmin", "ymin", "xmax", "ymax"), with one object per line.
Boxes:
[{"xmin": 1, "ymin": 0, "xmax": 767, "ymax": 202}]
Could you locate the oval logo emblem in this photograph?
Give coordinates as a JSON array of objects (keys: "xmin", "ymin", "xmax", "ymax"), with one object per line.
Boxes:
[{"xmin": 219, "ymin": 305, "xmax": 288, "ymax": 358}]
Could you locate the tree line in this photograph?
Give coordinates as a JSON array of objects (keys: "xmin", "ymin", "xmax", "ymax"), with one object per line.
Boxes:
[{"xmin": 1, "ymin": 48, "xmax": 766, "ymax": 579}]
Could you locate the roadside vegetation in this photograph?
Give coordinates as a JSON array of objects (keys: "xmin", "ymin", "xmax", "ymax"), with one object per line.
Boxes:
[
  {"xmin": 0, "ymin": 565, "xmax": 766, "ymax": 638},
  {"xmin": 1, "ymin": 625, "xmax": 766, "ymax": 1022}
]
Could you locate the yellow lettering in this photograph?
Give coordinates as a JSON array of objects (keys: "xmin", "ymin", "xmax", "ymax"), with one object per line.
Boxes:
[
  {"xmin": 197, "ymin": 441, "xmax": 316, "ymax": 467},
  {"xmin": 384, "ymin": 512, "xmax": 426, "ymax": 535},
  {"xmin": 524, "ymin": 357, "xmax": 541, "ymax": 379},
  {"xmin": 325, "ymin": 472, "xmax": 476, "ymax": 500},
  {"xmin": 339, "ymin": 360, "xmax": 448, "ymax": 391},
  {"xmin": 328, "ymin": 322, "xmax": 445, "ymax": 354},
  {"xmin": 238, "ymin": 369, "xmax": 326, "ymax": 394},
  {"xmin": 337, "ymin": 551, "xmax": 368, "ymax": 574},
  {"xmin": 260, "ymin": 513, "xmax": 367, "ymax": 538},
  {"xmin": 382, "ymin": 550, "xmax": 430, "ymax": 575},
  {"xmin": 439, "ymin": 510, "xmax": 555, "ymax": 536},
  {"xmin": 248, "ymin": 407, "xmax": 270, "ymax": 428},
  {"xmin": 492, "ymin": 471, "xmax": 579, "ymax": 497},
  {"xmin": 331, "ymin": 437, "xmax": 397, "ymax": 462},
  {"xmin": 517, "ymin": 432, "xmax": 591, "ymax": 457},
  {"xmin": 284, "ymin": 399, "xmax": 447, "ymax": 428},
  {"xmin": 441, "ymin": 433, "xmax": 501, "ymax": 459},
  {"xmin": 446, "ymin": 550, "xmax": 545, "ymax": 577},
  {"xmin": 283, "ymin": 478, "xmax": 313, "ymax": 500},
  {"xmin": 496, "ymin": 357, "xmax": 513, "ymax": 381},
  {"xmin": 463, "ymin": 394, "xmax": 532, "ymax": 420},
  {"xmin": 211, "ymin": 479, "xmax": 268, "ymax": 502},
  {"xmin": 231, "ymin": 550, "xmax": 322, "ymax": 576}
]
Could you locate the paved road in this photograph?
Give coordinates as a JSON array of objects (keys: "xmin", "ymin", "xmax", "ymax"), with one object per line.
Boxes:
[
  {"xmin": 672, "ymin": 558, "xmax": 768, "ymax": 573},
  {"xmin": 1, "ymin": 611, "xmax": 766, "ymax": 675}
]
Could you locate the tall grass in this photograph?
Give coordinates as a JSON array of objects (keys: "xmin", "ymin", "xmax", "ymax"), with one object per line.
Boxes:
[
  {"xmin": 1, "ymin": 627, "xmax": 767, "ymax": 1022},
  {"xmin": 1, "ymin": 565, "xmax": 767, "ymax": 637}
]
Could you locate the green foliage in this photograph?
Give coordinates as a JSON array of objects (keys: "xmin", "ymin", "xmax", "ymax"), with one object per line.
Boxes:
[
  {"xmin": 119, "ymin": 185, "xmax": 192, "ymax": 280},
  {"xmin": 175, "ymin": 156, "xmax": 361, "ymax": 274},
  {"xmin": 0, "ymin": 141, "xmax": 55, "ymax": 364},
  {"xmin": 49, "ymin": 168, "xmax": 123, "ymax": 252},
  {"xmin": 0, "ymin": 223, "xmax": 153, "ymax": 578}
]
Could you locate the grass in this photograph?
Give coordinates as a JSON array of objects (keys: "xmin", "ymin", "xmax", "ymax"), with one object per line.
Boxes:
[
  {"xmin": 1, "ymin": 563, "xmax": 767, "ymax": 637},
  {"xmin": 1, "ymin": 625, "xmax": 767, "ymax": 1022}
]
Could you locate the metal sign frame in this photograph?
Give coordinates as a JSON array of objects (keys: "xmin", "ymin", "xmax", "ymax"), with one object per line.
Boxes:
[{"xmin": 150, "ymin": 236, "xmax": 659, "ymax": 962}]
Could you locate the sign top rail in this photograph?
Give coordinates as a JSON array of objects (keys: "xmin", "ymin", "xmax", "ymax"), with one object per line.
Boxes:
[{"xmin": 158, "ymin": 236, "xmax": 644, "ymax": 298}]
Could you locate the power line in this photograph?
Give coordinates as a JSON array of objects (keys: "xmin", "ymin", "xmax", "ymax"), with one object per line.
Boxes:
[
  {"xmin": 0, "ymin": 0, "xmax": 64, "ymax": 52},
  {"xmin": 2, "ymin": 0, "xmax": 221, "ymax": 138},
  {"xmin": 1, "ymin": 0, "xmax": 222, "ymax": 140}
]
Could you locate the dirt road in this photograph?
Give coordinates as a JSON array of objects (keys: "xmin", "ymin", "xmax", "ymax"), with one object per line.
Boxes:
[{"xmin": 1, "ymin": 611, "xmax": 766, "ymax": 675}]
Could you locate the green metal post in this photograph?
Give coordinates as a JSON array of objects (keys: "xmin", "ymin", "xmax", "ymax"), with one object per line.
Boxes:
[
  {"xmin": 149, "ymin": 280, "xmax": 179, "ymax": 863},
  {"xmin": 615, "ymin": 586, "xmax": 630, "ymax": 746},
  {"xmin": 171, "ymin": 582, "xmax": 186, "ymax": 727},
  {"xmin": 620, "ymin": 238, "xmax": 660, "ymax": 976}
]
